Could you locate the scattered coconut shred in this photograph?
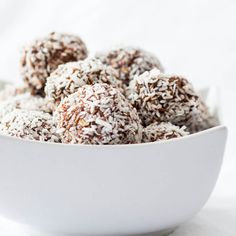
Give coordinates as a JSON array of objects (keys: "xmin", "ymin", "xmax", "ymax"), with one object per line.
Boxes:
[
  {"xmin": 128, "ymin": 69, "xmax": 216, "ymax": 133},
  {"xmin": 55, "ymin": 83, "xmax": 143, "ymax": 145},
  {"xmin": 0, "ymin": 109, "xmax": 60, "ymax": 142},
  {"xmin": 45, "ymin": 58, "xmax": 123, "ymax": 105},
  {"xmin": 20, "ymin": 32, "xmax": 88, "ymax": 95},
  {"xmin": 142, "ymin": 122, "xmax": 189, "ymax": 143}
]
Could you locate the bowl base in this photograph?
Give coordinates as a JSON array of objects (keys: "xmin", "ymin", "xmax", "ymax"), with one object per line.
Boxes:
[
  {"xmin": 138, "ymin": 227, "xmax": 176, "ymax": 236},
  {"xmin": 27, "ymin": 227, "xmax": 176, "ymax": 236}
]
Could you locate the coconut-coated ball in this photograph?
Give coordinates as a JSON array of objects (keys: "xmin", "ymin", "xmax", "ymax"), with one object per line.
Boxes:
[
  {"xmin": 45, "ymin": 58, "xmax": 123, "ymax": 105},
  {"xmin": 0, "ymin": 84, "xmax": 28, "ymax": 102},
  {"xmin": 20, "ymin": 32, "xmax": 88, "ymax": 96},
  {"xmin": 128, "ymin": 69, "xmax": 215, "ymax": 132},
  {"xmin": 0, "ymin": 109, "xmax": 60, "ymax": 142},
  {"xmin": 97, "ymin": 47, "xmax": 164, "ymax": 86},
  {"xmin": 0, "ymin": 93, "xmax": 55, "ymax": 121},
  {"xmin": 142, "ymin": 122, "xmax": 189, "ymax": 143},
  {"xmin": 55, "ymin": 83, "xmax": 143, "ymax": 144},
  {"xmin": 186, "ymin": 101, "xmax": 218, "ymax": 133}
]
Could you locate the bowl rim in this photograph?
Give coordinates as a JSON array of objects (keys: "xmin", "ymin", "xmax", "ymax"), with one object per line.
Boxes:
[{"xmin": 0, "ymin": 125, "xmax": 228, "ymax": 148}]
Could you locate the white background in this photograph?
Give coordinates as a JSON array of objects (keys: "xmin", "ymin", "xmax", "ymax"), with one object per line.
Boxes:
[{"xmin": 0, "ymin": 0, "xmax": 235, "ymax": 235}]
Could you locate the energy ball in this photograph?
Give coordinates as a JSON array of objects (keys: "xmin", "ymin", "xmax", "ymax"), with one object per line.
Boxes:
[
  {"xmin": 142, "ymin": 122, "xmax": 189, "ymax": 143},
  {"xmin": 0, "ymin": 84, "xmax": 28, "ymax": 102},
  {"xmin": 55, "ymin": 83, "xmax": 143, "ymax": 144},
  {"xmin": 0, "ymin": 93, "xmax": 55, "ymax": 121},
  {"xmin": 0, "ymin": 109, "xmax": 60, "ymax": 142},
  {"xmin": 97, "ymin": 47, "xmax": 164, "ymax": 86},
  {"xmin": 45, "ymin": 58, "xmax": 123, "ymax": 105},
  {"xmin": 187, "ymin": 101, "xmax": 218, "ymax": 133},
  {"xmin": 128, "ymin": 69, "xmax": 215, "ymax": 132},
  {"xmin": 20, "ymin": 32, "xmax": 88, "ymax": 96}
]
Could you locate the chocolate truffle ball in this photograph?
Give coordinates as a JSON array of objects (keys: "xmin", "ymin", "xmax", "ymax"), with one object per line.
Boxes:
[
  {"xmin": 97, "ymin": 47, "xmax": 164, "ymax": 86},
  {"xmin": 45, "ymin": 58, "xmax": 123, "ymax": 105},
  {"xmin": 0, "ymin": 84, "xmax": 28, "ymax": 102},
  {"xmin": 186, "ymin": 101, "xmax": 218, "ymax": 133},
  {"xmin": 20, "ymin": 32, "xmax": 88, "ymax": 95},
  {"xmin": 55, "ymin": 83, "xmax": 142, "ymax": 144},
  {"xmin": 0, "ymin": 109, "xmax": 60, "ymax": 142},
  {"xmin": 142, "ymin": 122, "xmax": 189, "ymax": 143},
  {"xmin": 0, "ymin": 93, "xmax": 55, "ymax": 121},
  {"xmin": 128, "ymin": 69, "xmax": 215, "ymax": 132}
]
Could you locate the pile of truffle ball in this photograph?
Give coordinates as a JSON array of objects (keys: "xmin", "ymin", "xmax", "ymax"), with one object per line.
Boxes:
[{"xmin": 0, "ymin": 32, "xmax": 217, "ymax": 144}]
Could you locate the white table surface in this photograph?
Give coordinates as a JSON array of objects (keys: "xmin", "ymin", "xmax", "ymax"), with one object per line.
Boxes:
[
  {"xmin": 0, "ymin": 197, "xmax": 235, "ymax": 236},
  {"xmin": 0, "ymin": 0, "xmax": 236, "ymax": 235}
]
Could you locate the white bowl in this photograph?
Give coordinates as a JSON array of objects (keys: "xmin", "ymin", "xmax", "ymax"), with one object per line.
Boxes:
[{"xmin": 0, "ymin": 83, "xmax": 228, "ymax": 236}]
